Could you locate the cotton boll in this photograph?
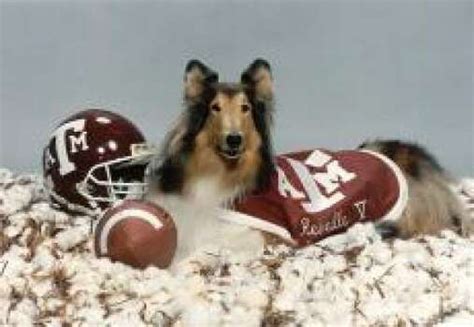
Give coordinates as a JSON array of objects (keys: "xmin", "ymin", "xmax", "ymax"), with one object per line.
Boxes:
[
  {"xmin": 103, "ymin": 293, "xmax": 129, "ymax": 307},
  {"xmin": 130, "ymin": 277, "xmax": 174, "ymax": 298},
  {"xmin": 104, "ymin": 304, "xmax": 147, "ymax": 327},
  {"xmin": 72, "ymin": 215, "xmax": 93, "ymax": 228},
  {"xmin": 9, "ymin": 277, "xmax": 28, "ymax": 297},
  {"xmin": 180, "ymin": 300, "xmax": 223, "ymax": 327},
  {"xmin": 319, "ymin": 222, "xmax": 379, "ymax": 252},
  {"xmin": 0, "ymin": 184, "xmax": 34, "ymax": 216},
  {"xmin": 357, "ymin": 292, "xmax": 402, "ymax": 323},
  {"xmin": 43, "ymin": 298, "xmax": 64, "ymax": 313},
  {"xmin": 238, "ymin": 287, "xmax": 268, "ymax": 309},
  {"xmin": 142, "ymin": 308, "xmax": 170, "ymax": 326},
  {"xmin": 39, "ymin": 317, "xmax": 63, "ymax": 327},
  {"xmin": 4, "ymin": 225, "xmax": 23, "ymax": 240},
  {"xmin": 67, "ymin": 270, "xmax": 103, "ymax": 297},
  {"xmin": 102, "ymin": 270, "xmax": 141, "ymax": 293},
  {"xmin": 314, "ymin": 301, "xmax": 354, "ymax": 326},
  {"xmin": 0, "ymin": 279, "xmax": 12, "ymax": 298},
  {"xmin": 406, "ymin": 293, "xmax": 441, "ymax": 325},
  {"xmin": 320, "ymin": 254, "xmax": 347, "ymax": 273},
  {"xmin": 0, "ymin": 299, "xmax": 11, "ymax": 325},
  {"xmin": 142, "ymin": 265, "xmax": 175, "ymax": 282},
  {"xmin": 54, "ymin": 225, "xmax": 90, "ymax": 251},
  {"xmin": 30, "ymin": 279, "xmax": 53, "ymax": 299},
  {"xmin": 437, "ymin": 310, "xmax": 474, "ymax": 327},
  {"xmin": 4, "ymin": 213, "xmax": 29, "ymax": 238},
  {"xmin": 8, "ymin": 298, "xmax": 38, "ymax": 326},
  {"xmin": 225, "ymin": 304, "xmax": 264, "ymax": 326},
  {"xmin": 392, "ymin": 239, "xmax": 431, "ymax": 266},
  {"xmin": 360, "ymin": 242, "xmax": 393, "ymax": 265},
  {"xmin": 344, "ymin": 222, "xmax": 381, "ymax": 246},
  {"xmin": 1, "ymin": 245, "xmax": 29, "ymax": 278},
  {"xmin": 29, "ymin": 202, "xmax": 71, "ymax": 226},
  {"xmin": 272, "ymin": 288, "xmax": 302, "ymax": 312},
  {"xmin": 30, "ymin": 246, "xmax": 56, "ymax": 271},
  {"xmin": 317, "ymin": 230, "xmax": 351, "ymax": 251},
  {"xmin": 73, "ymin": 306, "xmax": 107, "ymax": 325}
]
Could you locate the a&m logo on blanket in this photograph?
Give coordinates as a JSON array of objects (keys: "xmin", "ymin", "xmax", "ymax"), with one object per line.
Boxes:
[
  {"xmin": 278, "ymin": 149, "xmax": 358, "ymax": 213},
  {"xmin": 224, "ymin": 149, "xmax": 408, "ymax": 246}
]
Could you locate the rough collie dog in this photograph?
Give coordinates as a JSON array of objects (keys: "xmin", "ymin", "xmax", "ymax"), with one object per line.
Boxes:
[
  {"xmin": 147, "ymin": 58, "xmax": 471, "ymax": 265},
  {"xmin": 146, "ymin": 59, "xmax": 275, "ymax": 263}
]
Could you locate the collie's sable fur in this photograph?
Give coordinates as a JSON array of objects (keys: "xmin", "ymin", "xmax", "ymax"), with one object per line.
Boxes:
[
  {"xmin": 359, "ymin": 140, "xmax": 471, "ymax": 238},
  {"xmin": 146, "ymin": 59, "xmax": 275, "ymax": 263}
]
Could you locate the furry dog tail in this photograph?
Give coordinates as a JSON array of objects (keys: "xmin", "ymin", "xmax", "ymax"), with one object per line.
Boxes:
[{"xmin": 359, "ymin": 139, "xmax": 471, "ymax": 238}]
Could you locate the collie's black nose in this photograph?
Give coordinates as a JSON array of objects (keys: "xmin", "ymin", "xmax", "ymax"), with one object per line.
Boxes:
[{"xmin": 226, "ymin": 133, "xmax": 242, "ymax": 149}]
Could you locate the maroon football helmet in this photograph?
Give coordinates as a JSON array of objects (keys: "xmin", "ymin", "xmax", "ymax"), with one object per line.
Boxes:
[{"xmin": 43, "ymin": 109, "xmax": 155, "ymax": 216}]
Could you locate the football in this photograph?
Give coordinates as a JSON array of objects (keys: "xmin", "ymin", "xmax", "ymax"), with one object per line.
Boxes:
[{"xmin": 94, "ymin": 199, "xmax": 177, "ymax": 269}]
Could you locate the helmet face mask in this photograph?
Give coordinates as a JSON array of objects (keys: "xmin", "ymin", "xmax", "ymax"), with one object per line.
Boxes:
[
  {"xmin": 78, "ymin": 155, "xmax": 151, "ymax": 206},
  {"xmin": 43, "ymin": 109, "xmax": 155, "ymax": 216}
]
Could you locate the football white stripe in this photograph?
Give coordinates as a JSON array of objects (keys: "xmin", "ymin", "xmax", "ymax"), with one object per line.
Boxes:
[{"xmin": 99, "ymin": 208, "xmax": 163, "ymax": 255}]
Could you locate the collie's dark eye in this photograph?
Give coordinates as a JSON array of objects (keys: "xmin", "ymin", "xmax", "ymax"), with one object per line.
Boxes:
[
  {"xmin": 211, "ymin": 104, "xmax": 221, "ymax": 112},
  {"xmin": 242, "ymin": 104, "xmax": 250, "ymax": 113}
]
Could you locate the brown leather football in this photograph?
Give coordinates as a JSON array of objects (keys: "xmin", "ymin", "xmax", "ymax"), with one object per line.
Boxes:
[{"xmin": 94, "ymin": 199, "xmax": 177, "ymax": 269}]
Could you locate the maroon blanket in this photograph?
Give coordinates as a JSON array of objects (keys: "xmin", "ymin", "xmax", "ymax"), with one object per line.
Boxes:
[{"xmin": 221, "ymin": 149, "xmax": 408, "ymax": 246}]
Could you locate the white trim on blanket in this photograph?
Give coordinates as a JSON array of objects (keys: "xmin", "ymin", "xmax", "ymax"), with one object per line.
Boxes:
[
  {"xmin": 218, "ymin": 209, "xmax": 297, "ymax": 245},
  {"xmin": 360, "ymin": 149, "xmax": 409, "ymax": 223}
]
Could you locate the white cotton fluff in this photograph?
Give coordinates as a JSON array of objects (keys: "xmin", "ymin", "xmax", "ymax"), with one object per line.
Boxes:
[
  {"xmin": 0, "ymin": 184, "xmax": 33, "ymax": 216},
  {"xmin": 0, "ymin": 169, "xmax": 473, "ymax": 326},
  {"xmin": 437, "ymin": 310, "xmax": 474, "ymax": 327},
  {"xmin": 29, "ymin": 202, "xmax": 70, "ymax": 225},
  {"xmin": 0, "ymin": 298, "xmax": 11, "ymax": 325},
  {"xmin": 54, "ymin": 225, "xmax": 89, "ymax": 251},
  {"xmin": 8, "ymin": 298, "xmax": 38, "ymax": 327}
]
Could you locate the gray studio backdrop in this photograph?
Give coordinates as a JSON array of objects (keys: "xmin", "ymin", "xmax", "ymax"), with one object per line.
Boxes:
[{"xmin": 1, "ymin": 1, "xmax": 473, "ymax": 176}]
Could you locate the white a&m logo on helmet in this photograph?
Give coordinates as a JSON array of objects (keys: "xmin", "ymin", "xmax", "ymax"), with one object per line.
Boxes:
[{"xmin": 50, "ymin": 119, "xmax": 89, "ymax": 176}]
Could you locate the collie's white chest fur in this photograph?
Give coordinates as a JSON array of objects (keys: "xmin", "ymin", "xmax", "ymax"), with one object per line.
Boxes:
[{"xmin": 148, "ymin": 177, "xmax": 265, "ymax": 268}]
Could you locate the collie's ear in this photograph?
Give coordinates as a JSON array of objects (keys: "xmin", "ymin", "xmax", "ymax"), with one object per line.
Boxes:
[
  {"xmin": 241, "ymin": 58, "xmax": 273, "ymax": 101},
  {"xmin": 184, "ymin": 60, "xmax": 218, "ymax": 104}
]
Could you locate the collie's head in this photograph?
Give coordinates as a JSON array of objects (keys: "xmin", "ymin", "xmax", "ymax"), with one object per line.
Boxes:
[{"xmin": 150, "ymin": 59, "xmax": 275, "ymax": 200}]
